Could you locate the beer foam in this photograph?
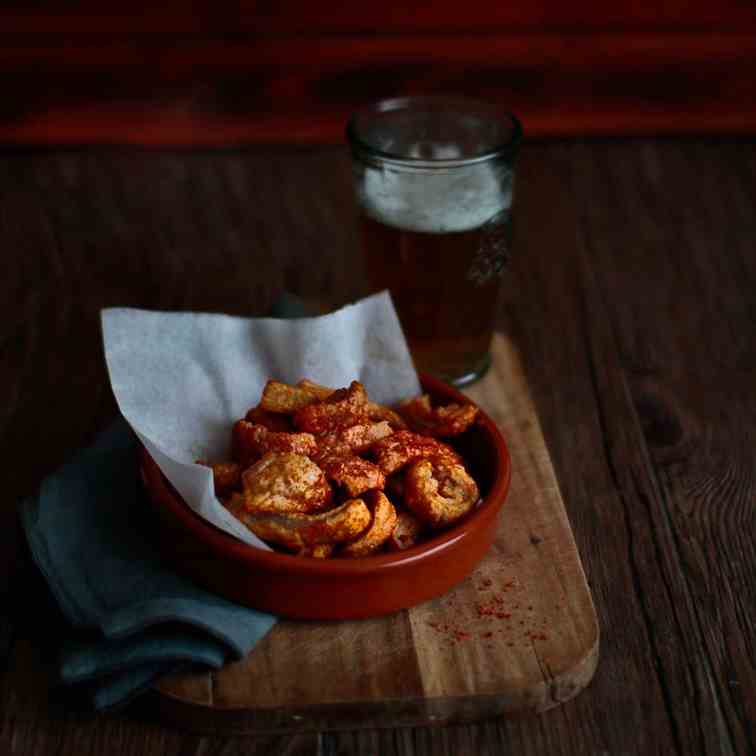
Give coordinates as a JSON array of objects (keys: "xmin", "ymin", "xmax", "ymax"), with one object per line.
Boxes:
[{"xmin": 359, "ymin": 160, "xmax": 513, "ymax": 234}]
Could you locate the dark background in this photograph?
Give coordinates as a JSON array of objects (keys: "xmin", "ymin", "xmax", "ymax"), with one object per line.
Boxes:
[{"xmin": 2, "ymin": 1, "xmax": 756, "ymax": 145}]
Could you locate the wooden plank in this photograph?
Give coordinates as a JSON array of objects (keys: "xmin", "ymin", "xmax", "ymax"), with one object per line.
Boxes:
[
  {"xmin": 151, "ymin": 333, "xmax": 599, "ymax": 733},
  {"xmin": 0, "ymin": 33, "xmax": 756, "ymax": 145},
  {"xmin": 559, "ymin": 139, "xmax": 756, "ymax": 755},
  {"xmin": 1, "ymin": 0, "xmax": 756, "ymax": 34}
]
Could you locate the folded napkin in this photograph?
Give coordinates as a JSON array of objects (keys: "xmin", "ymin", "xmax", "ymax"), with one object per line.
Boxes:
[
  {"xmin": 19, "ymin": 292, "xmax": 409, "ymax": 711},
  {"xmin": 20, "ymin": 420, "xmax": 277, "ymax": 711}
]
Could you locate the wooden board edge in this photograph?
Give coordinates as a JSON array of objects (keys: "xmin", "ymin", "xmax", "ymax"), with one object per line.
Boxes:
[
  {"xmin": 538, "ymin": 624, "xmax": 600, "ymax": 714},
  {"xmin": 147, "ymin": 629, "xmax": 599, "ymax": 734}
]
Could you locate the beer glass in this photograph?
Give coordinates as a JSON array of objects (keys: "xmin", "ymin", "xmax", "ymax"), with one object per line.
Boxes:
[{"xmin": 346, "ymin": 97, "xmax": 522, "ymax": 386}]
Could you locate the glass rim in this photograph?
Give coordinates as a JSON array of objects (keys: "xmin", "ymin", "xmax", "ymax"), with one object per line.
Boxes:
[{"xmin": 345, "ymin": 96, "xmax": 523, "ymax": 169}]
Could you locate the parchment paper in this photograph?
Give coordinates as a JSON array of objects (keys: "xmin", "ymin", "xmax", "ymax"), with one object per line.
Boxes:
[{"xmin": 101, "ymin": 292, "xmax": 421, "ymax": 549}]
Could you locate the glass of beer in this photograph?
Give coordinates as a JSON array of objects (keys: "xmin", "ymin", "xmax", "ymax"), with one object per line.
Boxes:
[{"xmin": 346, "ymin": 96, "xmax": 522, "ymax": 386}]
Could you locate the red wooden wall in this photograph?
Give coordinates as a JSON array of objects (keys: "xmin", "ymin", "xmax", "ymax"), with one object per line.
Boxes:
[{"xmin": 2, "ymin": 2, "xmax": 756, "ymax": 145}]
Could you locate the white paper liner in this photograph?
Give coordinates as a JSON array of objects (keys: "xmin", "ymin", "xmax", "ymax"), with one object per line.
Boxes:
[{"xmin": 101, "ymin": 292, "xmax": 421, "ymax": 549}]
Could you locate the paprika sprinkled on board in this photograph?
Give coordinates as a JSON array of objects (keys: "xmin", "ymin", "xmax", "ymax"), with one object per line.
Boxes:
[{"xmin": 420, "ymin": 575, "xmax": 550, "ymax": 645}]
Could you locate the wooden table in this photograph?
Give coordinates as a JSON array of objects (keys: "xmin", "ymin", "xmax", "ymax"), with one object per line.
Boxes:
[{"xmin": 1, "ymin": 140, "xmax": 753, "ymax": 754}]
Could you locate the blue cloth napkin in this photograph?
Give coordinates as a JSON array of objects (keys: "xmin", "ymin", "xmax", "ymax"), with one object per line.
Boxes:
[
  {"xmin": 20, "ymin": 420, "xmax": 277, "ymax": 710},
  {"xmin": 18, "ymin": 293, "xmax": 321, "ymax": 710}
]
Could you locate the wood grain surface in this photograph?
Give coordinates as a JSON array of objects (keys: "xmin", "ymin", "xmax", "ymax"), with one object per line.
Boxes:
[
  {"xmin": 152, "ymin": 333, "xmax": 598, "ymax": 732},
  {"xmin": 0, "ymin": 141, "xmax": 754, "ymax": 754},
  {"xmin": 2, "ymin": 21, "xmax": 756, "ymax": 143},
  {"xmin": 3, "ymin": 0, "xmax": 756, "ymax": 34}
]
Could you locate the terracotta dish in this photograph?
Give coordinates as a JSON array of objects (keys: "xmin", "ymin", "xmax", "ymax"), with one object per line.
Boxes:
[{"xmin": 139, "ymin": 374, "xmax": 511, "ymax": 620}]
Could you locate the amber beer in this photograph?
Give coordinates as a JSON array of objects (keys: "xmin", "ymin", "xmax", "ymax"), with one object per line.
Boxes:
[
  {"xmin": 347, "ymin": 97, "xmax": 521, "ymax": 384},
  {"xmin": 360, "ymin": 212, "xmax": 509, "ymax": 383}
]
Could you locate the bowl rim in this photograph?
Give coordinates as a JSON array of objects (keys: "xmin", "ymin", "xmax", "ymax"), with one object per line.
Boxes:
[{"xmin": 140, "ymin": 372, "xmax": 511, "ymax": 577}]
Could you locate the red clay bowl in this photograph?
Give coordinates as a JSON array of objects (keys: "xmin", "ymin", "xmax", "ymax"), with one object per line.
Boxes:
[{"xmin": 140, "ymin": 374, "xmax": 511, "ymax": 620}]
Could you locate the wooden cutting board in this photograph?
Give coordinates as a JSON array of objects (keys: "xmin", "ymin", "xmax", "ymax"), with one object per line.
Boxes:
[{"xmin": 151, "ymin": 333, "xmax": 599, "ymax": 733}]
